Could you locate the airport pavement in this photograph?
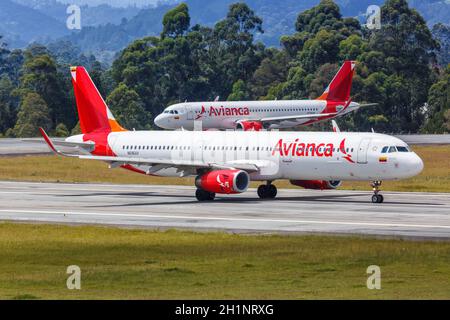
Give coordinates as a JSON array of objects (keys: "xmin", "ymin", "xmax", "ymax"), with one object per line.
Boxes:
[
  {"xmin": 0, "ymin": 138, "xmax": 52, "ymax": 156},
  {"xmin": 0, "ymin": 134, "xmax": 449, "ymax": 156},
  {"xmin": 394, "ymin": 134, "xmax": 450, "ymax": 145},
  {"xmin": 0, "ymin": 181, "xmax": 449, "ymax": 239}
]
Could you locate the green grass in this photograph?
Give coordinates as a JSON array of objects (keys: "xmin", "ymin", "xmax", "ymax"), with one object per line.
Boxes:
[
  {"xmin": 0, "ymin": 223, "xmax": 449, "ymax": 299},
  {"xmin": 0, "ymin": 145, "xmax": 449, "ymax": 192}
]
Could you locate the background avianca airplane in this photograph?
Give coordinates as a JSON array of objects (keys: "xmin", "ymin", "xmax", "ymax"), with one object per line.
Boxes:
[
  {"xmin": 154, "ymin": 61, "xmax": 376, "ymax": 131},
  {"xmin": 40, "ymin": 66, "xmax": 423, "ymax": 203}
]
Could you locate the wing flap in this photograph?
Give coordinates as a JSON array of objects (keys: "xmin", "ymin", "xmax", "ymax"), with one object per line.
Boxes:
[{"xmin": 260, "ymin": 112, "xmax": 337, "ymax": 123}]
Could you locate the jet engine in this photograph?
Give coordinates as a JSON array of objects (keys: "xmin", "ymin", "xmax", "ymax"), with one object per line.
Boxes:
[
  {"xmin": 195, "ymin": 170, "xmax": 250, "ymax": 194},
  {"xmin": 290, "ymin": 180, "xmax": 342, "ymax": 190},
  {"xmin": 236, "ymin": 121, "xmax": 263, "ymax": 131}
]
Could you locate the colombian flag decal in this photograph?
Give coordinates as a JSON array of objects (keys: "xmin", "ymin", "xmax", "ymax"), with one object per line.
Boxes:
[{"xmin": 379, "ymin": 156, "xmax": 387, "ymax": 163}]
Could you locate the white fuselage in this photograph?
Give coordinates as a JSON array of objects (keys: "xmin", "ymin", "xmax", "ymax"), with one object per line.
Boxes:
[
  {"xmin": 77, "ymin": 130, "xmax": 423, "ymax": 182},
  {"xmin": 154, "ymin": 100, "xmax": 360, "ymax": 130}
]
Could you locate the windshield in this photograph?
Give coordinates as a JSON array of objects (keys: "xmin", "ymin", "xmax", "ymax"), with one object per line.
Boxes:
[{"xmin": 381, "ymin": 145, "xmax": 411, "ymax": 153}]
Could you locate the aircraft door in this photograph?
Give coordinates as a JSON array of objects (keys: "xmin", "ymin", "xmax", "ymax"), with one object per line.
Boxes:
[
  {"xmin": 187, "ymin": 109, "xmax": 195, "ymax": 120},
  {"xmin": 357, "ymin": 138, "xmax": 371, "ymax": 164}
]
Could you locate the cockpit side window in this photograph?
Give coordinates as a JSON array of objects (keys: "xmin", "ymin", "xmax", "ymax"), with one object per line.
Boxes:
[
  {"xmin": 381, "ymin": 146, "xmax": 389, "ymax": 153},
  {"xmin": 396, "ymin": 146, "xmax": 410, "ymax": 152}
]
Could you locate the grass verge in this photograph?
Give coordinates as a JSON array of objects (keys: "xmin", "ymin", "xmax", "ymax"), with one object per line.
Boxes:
[
  {"xmin": 0, "ymin": 223, "xmax": 449, "ymax": 299},
  {"xmin": 0, "ymin": 145, "xmax": 449, "ymax": 192}
]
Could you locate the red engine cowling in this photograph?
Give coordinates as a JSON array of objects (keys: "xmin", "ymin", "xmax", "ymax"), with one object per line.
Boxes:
[
  {"xmin": 236, "ymin": 121, "xmax": 263, "ymax": 131},
  {"xmin": 290, "ymin": 180, "xmax": 342, "ymax": 190},
  {"xmin": 195, "ymin": 170, "xmax": 250, "ymax": 194}
]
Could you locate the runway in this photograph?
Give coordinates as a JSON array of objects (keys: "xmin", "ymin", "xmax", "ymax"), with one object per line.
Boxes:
[{"xmin": 0, "ymin": 181, "xmax": 449, "ymax": 239}]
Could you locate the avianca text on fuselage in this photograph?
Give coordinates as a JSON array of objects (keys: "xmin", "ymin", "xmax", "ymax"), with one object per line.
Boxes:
[
  {"xmin": 272, "ymin": 138, "xmax": 334, "ymax": 158},
  {"xmin": 200, "ymin": 106, "xmax": 251, "ymax": 118}
]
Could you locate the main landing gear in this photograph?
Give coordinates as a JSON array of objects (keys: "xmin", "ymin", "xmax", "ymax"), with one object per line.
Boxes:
[
  {"xmin": 371, "ymin": 181, "xmax": 384, "ymax": 203},
  {"xmin": 257, "ymin": 182, "xmax": 277, "ymax": 199},
  {"xmin": 196, "ymin": 188, "xmax": 215, "ymax": 201}
]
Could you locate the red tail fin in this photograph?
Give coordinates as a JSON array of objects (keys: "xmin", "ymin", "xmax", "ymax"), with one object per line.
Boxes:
[
  {"xmin": 71, "ymin": 66, "xmax": 126, "ymax": 134},
  {"xmin": 317, "ymin": 61, "xmax": 355, "ymax": 102}
]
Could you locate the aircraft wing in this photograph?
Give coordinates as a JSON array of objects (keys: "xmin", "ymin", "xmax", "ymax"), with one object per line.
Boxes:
[
  {"xmin": 23, "ymin": 137, "xmax": 95, "ymax": 151},
  {"xmin": 260, "ymin": 112, "xmax": 337, "ymax": 123},
  {"xmin": 39, "ymin": 128, "xmax": 260, "ymax": 174},
  {"xmin": 78, "ymin": 155, "xmax": 260, "ymax": 172}
]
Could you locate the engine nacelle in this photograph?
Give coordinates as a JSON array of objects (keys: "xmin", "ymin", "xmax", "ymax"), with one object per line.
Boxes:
[
  {"xmin": 195, "ymin": 170, "xmax": 250, "ymax": 194},
  {"xmin": 290, "ymin": 180, "xmax": 342, "ymax": 190},
  {"xmin": 236, "ymin": 121, "xmax": 263, "ymax": 131}
]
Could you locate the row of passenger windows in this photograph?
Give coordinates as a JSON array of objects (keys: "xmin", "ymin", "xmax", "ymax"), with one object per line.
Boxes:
[
  {"xmin": 194, "ymin": 107, "xmax": 319, "ymax": 113},
  {"xmin": 122, "ymin": 145, "xmax": 354, "ymax": 153},
  {"xmin": 123, "ymin": 145, "xmax": 191, "ymax": 151},
  {"xmin": 381, "ymin": 146, "xmax": 410, "ymax": 153}
]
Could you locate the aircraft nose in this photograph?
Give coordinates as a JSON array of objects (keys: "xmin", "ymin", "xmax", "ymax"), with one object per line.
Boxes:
[
  {"xmin": 154, "ymin": 114, "xmax": 165, "ymax": 129},
  {"xmin": 409, "ymin": 153, "xmax": 424, "ymax": 176}
]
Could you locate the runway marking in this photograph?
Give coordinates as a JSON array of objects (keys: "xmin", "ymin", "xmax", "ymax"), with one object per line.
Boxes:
[
  {"xmin": 1, "ymin": 209, "xmax": 449, "ymax": 230},
  {"xmin": 0, "ymin": 182, "xmax": 450, "ymax": 198}
]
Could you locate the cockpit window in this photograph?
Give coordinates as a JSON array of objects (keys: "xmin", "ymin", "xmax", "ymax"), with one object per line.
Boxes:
[
  {"xmin": 396, "ymin": 146, "xmax": 410, "ymax": 152},
  {"xmin": 382, "ymin": 145, "xmax": 410, "ymax": 153}
]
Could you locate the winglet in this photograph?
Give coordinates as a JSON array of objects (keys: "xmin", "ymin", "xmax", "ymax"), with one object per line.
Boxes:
[
  {"xmin": 39, "ymin": 127, "xmax": 59, "ymax": 154},
  {"xmin": 331, "ymin": 120, "xmax": 341, "ymax": 133},
  {"xmin": 39, "ymin": 127, "xmax": 76, "ymax": 157}
]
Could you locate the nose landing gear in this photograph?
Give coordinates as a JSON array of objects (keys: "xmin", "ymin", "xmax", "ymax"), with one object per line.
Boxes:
[
  {"xmin": 257, "ymin": 182, "xmax": 277, "ymax": 199},
  {"xmin": 371, "ymin": 181, "xmax": 384, "ymax": 203}
]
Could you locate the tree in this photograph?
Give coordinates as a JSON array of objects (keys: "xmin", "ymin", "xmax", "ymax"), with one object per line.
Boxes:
[
  {"xmin": 422, "ymin": 66, "xmax": 449, "ymax": 133},
  {"xmin": 282, "ymin": 0, "xmax": 360, "ymax": 58},
  {"xmin": 55, "ymin": 123, "xmax": 69, "ymax": 137},
  {"xmin": 227, "ymin": 80, "xmax": 250, "ymax": 101},
  {"xmin": 13, "ymin": 92, "xmax": 51, "ymax": 138},
  {"xmin": 19, "ymin": 47, "xmax": 73, "ymax": 129},
  {"xmin": 0, "ymin": 36, "xmax": 10, "ymax": 75},
  {"xmin": 161, "ymin": 3, "xmax": 190, "ymax": 38},
  {"xmin": 106, "ymin": 83, "xmax": 151, "ymax": 130},
  {"xmin": 432, "ymin": 23, "xmax": 450, "ymax": 66},
  {"xmin": 0, "ymin": 76, "xmax": 16, "ymax": 134},
  {"xmin": 359, "ymin": 0, "xmax": 440, "ymax": 132}
]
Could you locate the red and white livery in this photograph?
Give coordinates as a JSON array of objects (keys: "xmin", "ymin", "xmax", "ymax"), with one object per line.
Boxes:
[
  {"xmin": 154, "ymin": 61, "xmax": 376, "ymax": 131},
  {"xmin": 40, "ymin": 66, "xmax": 423, "ymax": 203}
]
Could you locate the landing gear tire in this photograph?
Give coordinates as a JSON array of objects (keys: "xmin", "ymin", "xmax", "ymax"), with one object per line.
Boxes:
[
  {"xmin": 371, "ymin": 194, "xmax": 384, "ymax": 203},
  {"xmin": 257, "ymin": 183, "xmax": 277, "ymax": 199},
  {"xmin": 195, "ymin": 189, "xmax": 215, "ymax": 201},
  {"xmin": 370, "ymin": 181, "xmax": 384, "ymax": 204}
]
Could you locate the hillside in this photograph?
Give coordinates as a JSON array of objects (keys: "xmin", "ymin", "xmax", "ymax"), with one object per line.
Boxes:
[
  {"xmin": 1, "ymin": 0, "xmax": 448, "ymax": 63},
  {"xmin": 0, "ymin": 0, "xmax": 68, "ymax": 48},
  {"xmin": 61, "ymin": 0, "xmax": 449, "ymax": 63},
  {"xmin": 12, "ymin": 0, "xmax": 143, "ymax": 27}
]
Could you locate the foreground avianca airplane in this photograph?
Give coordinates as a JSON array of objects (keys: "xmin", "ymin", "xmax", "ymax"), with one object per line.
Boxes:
[
  {"xmin": 40, "ymin": 66, "xmax": 423, "ymax": 203},
  {"xmin": 154, "ymin": 61, "xmax": 376, "ymax": 131}
]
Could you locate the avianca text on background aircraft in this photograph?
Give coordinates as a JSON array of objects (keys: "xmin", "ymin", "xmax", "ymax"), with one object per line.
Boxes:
[
  {"xmin": 40, "ymin": 66, "xmax": 423, "ymax": 203},
  {"xmin": 154, "ymin": 61, "xmax": 376, "ymax": 131}
]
